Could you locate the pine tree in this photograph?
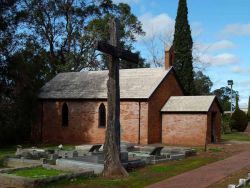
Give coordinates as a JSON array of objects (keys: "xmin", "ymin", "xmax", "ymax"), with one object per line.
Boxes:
[
  {"xmin": 247, "ymin": 96, "xmax": 250, "ymax": 121},
  {"xmin": 235, "ymin": 95, "xmax": 239, "ymax": 109},
  {"xmin": 173, "ymin": 0, "xmax": 195, "ymax": 95}
]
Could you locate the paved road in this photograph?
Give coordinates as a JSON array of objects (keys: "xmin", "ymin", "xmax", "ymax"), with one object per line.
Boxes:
[{"xmin": 147, "ymin": 150, "xmax": 250, "ymax": 188}]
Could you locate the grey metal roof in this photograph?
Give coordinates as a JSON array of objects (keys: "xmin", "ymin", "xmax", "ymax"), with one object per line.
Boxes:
[
  {"xmin": 38, "ymin": 67, "xmax": 172, "ymax": 99},
  {"xmin": 161, "ymin": 96, "xmax": 217, "ymax": 112}
]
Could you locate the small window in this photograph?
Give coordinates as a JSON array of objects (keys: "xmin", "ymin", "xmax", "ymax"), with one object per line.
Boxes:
[
  {"xmin": 99, "ymin": 103, "xmax": 106, "ymax": 128},
  {"xmin": 62, "ymin": 103, "xmax": 68, "ymax": 127}
]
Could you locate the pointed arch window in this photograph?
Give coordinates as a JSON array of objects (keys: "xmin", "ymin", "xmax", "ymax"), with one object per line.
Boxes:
[
  {"xmin": 62, "ymin": 103, "xmax": 69, "ymax": 127},
  {"xmin": 99, "ymin": 103, "xmax": 106, "ymax": 128}
]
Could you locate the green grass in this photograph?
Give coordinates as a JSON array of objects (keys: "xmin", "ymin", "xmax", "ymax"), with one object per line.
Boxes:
[
  {"xmin": 8, "ymin": 167, "xmax": 64, "ymax": 179},
  {"xmin": 44, "ymin": 156, "xmax": 217, "ymax": 188},
  {"xmin": 222, "ymin": 132, "xmax": 250, "ymax": 142},
  {"xmin": 208, "ymin": 148, "xmax": 223, "ymax": 152}
]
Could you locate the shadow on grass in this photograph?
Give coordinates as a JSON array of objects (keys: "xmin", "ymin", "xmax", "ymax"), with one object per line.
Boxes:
[{"xmin": 42, "ymin": 156, "xmax": 217, "ymax": 188}]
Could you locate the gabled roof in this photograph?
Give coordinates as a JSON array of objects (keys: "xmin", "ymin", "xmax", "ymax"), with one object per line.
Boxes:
[
  {"xmin": 161, "ymin": 96, "xmax": 222, "ymax": 112},
  {"xmin": 38, "ymin": 67, "xmax": 173, "ymax": 99}
]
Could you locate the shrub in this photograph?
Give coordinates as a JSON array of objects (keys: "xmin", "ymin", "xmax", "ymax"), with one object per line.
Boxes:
[
  {"xmin": 248, "ymin": 109, "xmax": 250, "ymax": 122},
  {"xmin": 248, "ymin": 96, "xmax": 250, "ymax": 122},
  {"xmin": 221, "ymin": 114, "xmax": 231, "ymax": 134},
  {"xmin": 229, "ymin": 108, "xmax": 248, "ymax": 132}
]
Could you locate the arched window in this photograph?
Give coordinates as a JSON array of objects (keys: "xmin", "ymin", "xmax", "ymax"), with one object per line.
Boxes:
[
  {"xmin": 62, "ymin": 103, "xmax": 69, "ymax": 127},
  {"xmin": 99, "ymin": 103, "xmax": 106, "ymax": 128}
]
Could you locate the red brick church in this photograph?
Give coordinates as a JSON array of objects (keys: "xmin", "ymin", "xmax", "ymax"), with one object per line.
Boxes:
[{"xmin": 32, "ymin": 48, "xmax": 222, "ymax": 146}]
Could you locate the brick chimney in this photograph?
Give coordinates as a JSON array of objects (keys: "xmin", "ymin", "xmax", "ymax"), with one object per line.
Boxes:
[{"xmin": 164, "ymin": 46, "xmax": 174, "ymax": 70}]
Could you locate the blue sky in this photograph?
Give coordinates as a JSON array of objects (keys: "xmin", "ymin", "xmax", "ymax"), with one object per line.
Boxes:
[{"xmin": 114, "ymin": 0, "xmax": 250, "ymax": 108}]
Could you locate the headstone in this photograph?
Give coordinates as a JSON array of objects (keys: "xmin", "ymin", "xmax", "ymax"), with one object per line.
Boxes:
[
  {"xmin": 15, "ymin": 147, "xmax": 47, "ymax": 159},
  {"xmin": 239, "ymin": 178, "xmax": 247, "ymax": 185},
  {"xmin": 120, "ymin": 151, "xmax": 128, "ymax": 163},
  {"xmin": 75, "ymin": 144, "xmax": 102, "ymax": 153},
  {"xmin": 72, "ymin": 151, "xmax": 78, "ymax": 158}
]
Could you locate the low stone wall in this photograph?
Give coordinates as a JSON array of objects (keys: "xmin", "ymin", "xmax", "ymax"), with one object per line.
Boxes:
[{"xmin": 0, "ymin": 165, "xmax": 94, "ymax": 188}]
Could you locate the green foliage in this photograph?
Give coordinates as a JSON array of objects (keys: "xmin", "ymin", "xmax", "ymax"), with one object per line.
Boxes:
[
  {"xmin": 230, "ymin": 108, "xmax": 248, "ymax": 132},
  {"xmin": 173, "ymin": 0, "xmax": 195, "ymax": 95},
  {"xmin": 221, "ymin": 114, "xmax": 231, "ymax": 134},
  {"xmin": 9, "ymin": 167, "xmax": 64, "ymax": 178},
  {"xmin": 212, "ymin": 87, "xmax": 238, "ymax": 111},
  {"xmin": 194, "ymin": 71, "xmax": 213, "ymax": 95},
  {"xmin": 247, "ymin": 96, "xmax": 250, "ymax": 121},
  {"xmin": 0, "ymin": 42, "xmax": 49, "ymax": 145},
  {"xmin": 0, "ymin": 0, "xmax": 146, "ymax": 145}
]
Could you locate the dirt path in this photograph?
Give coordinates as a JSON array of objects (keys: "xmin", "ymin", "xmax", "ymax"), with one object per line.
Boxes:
[{"xmin": 147, "ymin": 149, "xmax": 250, "ymax": 188}]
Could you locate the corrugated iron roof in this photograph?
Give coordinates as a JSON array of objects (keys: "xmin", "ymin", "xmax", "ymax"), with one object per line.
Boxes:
[{"xmin": 38, "ymin": 67, "xmax": 172, "ymax": 99}]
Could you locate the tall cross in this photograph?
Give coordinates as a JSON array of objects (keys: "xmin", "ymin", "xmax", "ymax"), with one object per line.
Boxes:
[{"xmin": 96, "ymin": 18, "xmax": 138, "ymax": 174}]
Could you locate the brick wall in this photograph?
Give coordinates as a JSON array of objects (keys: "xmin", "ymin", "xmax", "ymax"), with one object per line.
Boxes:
[
  {"xmin": 148, "ymin": 71, "xmax": 183, "ymax": 144},
  {"xmin": 33, "ymin": 100, "xmax": 148, "ymax": 145},
  {"xmin": 162, "ymin": 113, "xmax": 208, "ymax": 146}
]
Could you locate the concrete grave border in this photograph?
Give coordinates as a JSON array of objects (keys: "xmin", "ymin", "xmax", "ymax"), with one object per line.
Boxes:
[{"xmin": 0, "ymin": 165, "xmax": 93, "ymax": 188}]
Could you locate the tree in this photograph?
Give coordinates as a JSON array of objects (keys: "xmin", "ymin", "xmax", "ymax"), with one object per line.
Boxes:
[
  {"xmin": 0, "ymin": 0, "xmax": 146, "ymax": 145},
  {"xmin": 230, "ymin": 96, "xmax": 248, "ymax": 132},
  {"xmin": 173, "ymin": 0, "xmax": 195, "ymax": 95},
  {"xmin": 0, "ymin": 41, "xmax": 49, "ymax": 145},
  {"xmin": 247, "ymin": 96, "xmax": 250, "ymax": 121},
  {"xmin": 193, "ymin": 71, "xmax": 213, "ymax": 95},
  {"xmin": 16, "ymin": 0, "xmax": 145, "ymax": 73},
  {"xmin": 212, "ymin": 87, "xmax": 238, "ymax": 111}
]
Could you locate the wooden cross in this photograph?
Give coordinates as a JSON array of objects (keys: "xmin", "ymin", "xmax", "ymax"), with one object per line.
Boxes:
[{"xmin": 96, "ymin": 18, "xmax": 138, "ymax": 176}]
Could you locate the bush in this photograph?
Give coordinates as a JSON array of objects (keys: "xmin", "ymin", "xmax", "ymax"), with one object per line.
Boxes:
[
  {"xmin": 229, "ymin": 108, "xmax": 248, "ymax": 132},
  {"xmin": 221, "ymin": 114, "xmax": 231, "ymax": 134},
  {"xmin": 248, "ymin": 110, "xmax": 250, "ymax": 122}
]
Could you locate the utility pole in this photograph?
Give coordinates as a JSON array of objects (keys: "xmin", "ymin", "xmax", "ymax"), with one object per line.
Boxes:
[{"xmin": 227, "ymin": 80, "xmax": 233, "ymax": 115}]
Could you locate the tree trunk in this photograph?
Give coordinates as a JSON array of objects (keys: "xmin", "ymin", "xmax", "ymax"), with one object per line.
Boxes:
[{"xmin": 102, "ymin": 18, "xmax": 128, "ymax": 177}]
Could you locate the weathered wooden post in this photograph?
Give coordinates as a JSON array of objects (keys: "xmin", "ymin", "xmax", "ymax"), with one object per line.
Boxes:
[{"xmin": 96, "ymin": 18, "xmax": 138, "ymax": 177}]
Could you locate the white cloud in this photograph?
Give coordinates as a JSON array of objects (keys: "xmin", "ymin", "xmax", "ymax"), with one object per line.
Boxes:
[
  {"xmin": 220, "ymin": 23, "xmax": 250, "ymax": 37},
  {"xmin": 231, "ymin": 66, "xmax": 250, "ymax": 74},
  {"xmin": 138, "ymin": 13, "xmax": 175, "ymax": 41},
  {"xmin": 138, "ymin": 13, "xmax": 204, "ymax": 42},
  {"xmin": 208, "ymin": 40, "xmax": 235, "ymax": 51},
  {"xmin": 199, "ymin": 53, "xmax": 239, "ymax": 66},
  {"xmin": 196, "ymin": 40, "xmax": 235, "ymax": 53}
]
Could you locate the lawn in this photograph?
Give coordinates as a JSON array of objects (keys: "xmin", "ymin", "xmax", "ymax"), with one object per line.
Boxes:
[
  {"xmin": 222, "ymin": 132, "xmax": 250, "ymax": 142},
  {"xmin": 44, "ymin": 156, "xmax": 217, "ymax": 188},
  {"xmin": 8, "ymin": 166, "xmax": 64, "ymax": 179}
]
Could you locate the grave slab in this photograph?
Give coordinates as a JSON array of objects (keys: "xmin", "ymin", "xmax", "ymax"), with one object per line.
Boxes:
[
  {"xmin": 56, "ymin": 159, "xmax": 104, "ymax": 174},
  {"xmin": 5, "ymin": 158, "xmax": 44, "ymax": 168}
]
